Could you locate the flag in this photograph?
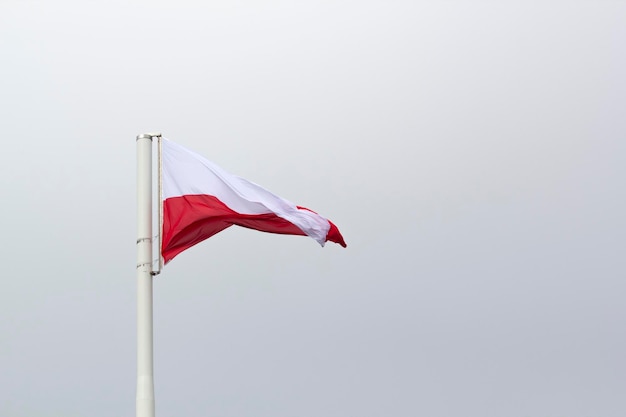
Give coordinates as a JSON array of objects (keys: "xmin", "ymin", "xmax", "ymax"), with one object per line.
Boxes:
[{"xmin": 161, "ymin": 138, "xmax": 347, "ymax": 263}]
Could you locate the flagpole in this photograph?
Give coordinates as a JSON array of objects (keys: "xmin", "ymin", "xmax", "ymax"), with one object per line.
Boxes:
[{"xmin": 136, "ymin": 133, "xmax": 156, "ymax": 417}]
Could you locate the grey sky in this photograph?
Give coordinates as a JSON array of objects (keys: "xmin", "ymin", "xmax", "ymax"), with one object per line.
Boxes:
[{"xmin": 1, "ymin": 1, "xmax": 625, "ymax": 416}]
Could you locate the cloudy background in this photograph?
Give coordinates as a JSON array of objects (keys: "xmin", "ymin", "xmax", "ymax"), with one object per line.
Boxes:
[{"xmin": 1, "ymin": 1, "xmax": 625, "ymax": 416}]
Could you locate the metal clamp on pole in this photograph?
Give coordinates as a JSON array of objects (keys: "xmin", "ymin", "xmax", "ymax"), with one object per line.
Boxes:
[{"xmin": 136, "ymin": 132, "xmax": 161, "ymax": 141}]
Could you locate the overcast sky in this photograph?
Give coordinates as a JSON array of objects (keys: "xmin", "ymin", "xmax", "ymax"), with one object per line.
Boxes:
[{"xmin": 1, "ymin": 1, "xmax": 625, "ymax": 416}]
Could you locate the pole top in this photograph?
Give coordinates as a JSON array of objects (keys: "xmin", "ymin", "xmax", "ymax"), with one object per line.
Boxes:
[{"xmin": 136, "ymin": 133, "xmax": 162, "ymax": 141}]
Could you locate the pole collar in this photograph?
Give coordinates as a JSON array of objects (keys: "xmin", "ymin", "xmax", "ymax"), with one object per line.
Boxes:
[{"xmin": 136, "ymin": 133, "xmax": 162, "ymax": 141}]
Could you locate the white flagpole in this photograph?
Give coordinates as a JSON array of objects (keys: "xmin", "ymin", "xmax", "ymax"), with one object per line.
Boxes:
[{"xmin": 136, "ymin": 133, "xmax": 157, "ymax": 417}]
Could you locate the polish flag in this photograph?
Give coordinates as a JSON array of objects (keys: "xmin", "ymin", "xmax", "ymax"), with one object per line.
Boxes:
[{"xmin": 161, "ymin": 139, "xmax": 347, "ymax": 264}]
